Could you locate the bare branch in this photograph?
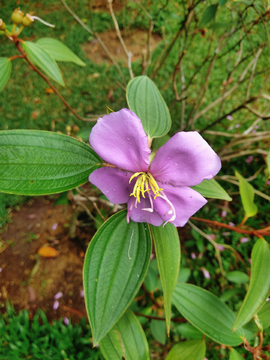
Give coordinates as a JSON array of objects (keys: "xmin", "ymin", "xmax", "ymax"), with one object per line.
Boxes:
[
  {"xmin": 107, "ymin": 0, "xmax": 134, "ymax": 79},
  {"xmin": 61, "ymin": 0, "xmax": 126, "ymax": 85}
]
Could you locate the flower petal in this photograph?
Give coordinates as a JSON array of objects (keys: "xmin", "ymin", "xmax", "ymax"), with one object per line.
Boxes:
[
  {"xmin": 154, "ymin": 184, "xmax": 207, "ymax": 227},
  {"xmin": 150, "ymin": 132, "xmax": 221, "ymax": 186},
  {"xmin": 89, "ymin": 109, "xmax": 150, "ymax": 172},
  {"xmin": 89, "ymin": 167, "xmax": 131, "ymax": 204},
  {"xmin": 128, "ymin": 197, "xmax": 163, "ymax": 226}
]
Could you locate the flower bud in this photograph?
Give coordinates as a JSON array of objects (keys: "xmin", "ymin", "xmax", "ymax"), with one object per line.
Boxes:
[
  {"xmin": 11, "ymin": 8, "xmax": 24, "ymax": 25},
  {"xmin": 0, "ymin": 19, "xmax": 6, "ymax": 31},
  {"xmin": 22, "ymin": 14, "xmax": 34, "ymax": 27}
]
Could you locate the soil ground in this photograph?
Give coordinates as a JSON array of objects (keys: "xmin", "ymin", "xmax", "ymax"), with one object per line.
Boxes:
[{"xmin": 0, "ymin": 187, "xmax": 97, "ymax": 323}]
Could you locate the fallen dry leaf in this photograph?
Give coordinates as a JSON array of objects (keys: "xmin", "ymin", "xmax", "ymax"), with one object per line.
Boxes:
[{"xmin": 38, "ymin": 246, "xmax": 59, "ymax": 258}]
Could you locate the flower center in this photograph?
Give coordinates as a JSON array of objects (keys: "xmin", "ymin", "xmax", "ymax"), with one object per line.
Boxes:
[{"xmin": 129, "ymin": 172, "xmax": 163, "ymax": 203}]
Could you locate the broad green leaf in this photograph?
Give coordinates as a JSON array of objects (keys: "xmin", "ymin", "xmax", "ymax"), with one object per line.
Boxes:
[
  {"xmin": 177, "ymin": 267, "xmax": 191, "ymax": 284},
  {"xmin": 173, "ymin": 283, "xmax": 243, "ymax": 346},
  {"xmin": 126, "ymin": 76, "xmax": 171, "ymax": 138},
  {"xmin": 226, "ymin": 271, "xmax": 249, "ymax": 284},
  {"xmin": 150, "ymin": 320, "xmax": 166, "ymax": 345},
  {"xmin": 37, "ymin": 38, "xmax": 86, "ymax": 66},
  {"xmin": 0, "ymin": 130, "xmax": 101, "ymax": 195},
  {"xmin": 220, "ymin": 288, "xmax": 242, "ymax": 302},
  {"xmin": 177, "ymin": 323, "xmax": 203, "ymax": 340},
  {"xmin": 235, "ymin": 171, "xmax": 258, "ymax": 217},
  {"xmin": 257, "ymin": 301, "xmax": 270, "ymax": 329},
  {"xmin": 199, "ymin": 5, "xmax": 218, "ymax": 28},
  {"xmin": 152, "ymin": 135, "xmax": 170, "ymax": 151},
  {"xmin": 151, "ymin": 224, "xmax": 180, "ymax": 334},
  {"xmin": 22, "ymin": 41, "xmax": 65, "ymax": 86},
  {"xmin": 229, "ymin": 348, "xmax": 244, "ymax": 360},
  {"xmin": 218, "ymin": 0, "xmax": 227, "ymax": 5},
  {"xmin": 100, "ymin": 309, "xmax": 149, "ymax": 360},
  {"xmin": 144, "ymin": 259, "xmax": 159, "ymax": 292},
  {"xmin": 0, "ymin": 58, "xmax": 11, "ymax": 92},
  {"xmin": 191, "ymin": 179, "xmax": 232, "ymax": 201},
  {"xmin": 233, "ymin": 239, "xmax": 270, "ymax": 330},
  {"xmin": 166, "ymin": 340, "xmax": 206, "ymax": 360},
  {"xmin": 84, "ymin": 211, "xmax": 151, "ymax": 345}
]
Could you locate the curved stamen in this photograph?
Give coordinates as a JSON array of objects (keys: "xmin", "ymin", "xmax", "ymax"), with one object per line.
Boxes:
[{"xmin": 158, "ymin": 190, "xmax": 176, "ymax": 227}]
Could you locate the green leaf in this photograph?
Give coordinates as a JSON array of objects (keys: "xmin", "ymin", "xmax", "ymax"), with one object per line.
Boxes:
[
  {"xmin": 0, "ymin": 58, "xmax": 11, "ymax": 92},
  {"xmin": 37, "ymin": 38, "xmax": 86, "ymax": 66},
  {"xmin": 199, "ymin": 5, "xmax": 218, "ymax": 28},
  {"xmin": 150, "ymin": 320, "xmax": 166, "ymax": 345},
  {"xmin": 220, "ymin": 289, "xmax": 242, "ymax": 302},
  {"xmin": 151, "ymin": 224, "xmax": 180, "ymax": 335},
  {"xmin": 100, "ymin": 309, "xmax": 150, "ymax": 360},
  {"xmin": 233, "ymin": 239, "xmax": 270, "ymax": 330},
  {"xmin": 152, "ymin": 135, "xmax": 170, "ymax": 151},
  {"xmin": 166, "ymin": 340, "xmax": 206, "ymax": 360},
  {"xmin": 22, "ymin": 41, "xmax": 65, "ymax": 86},
  {"xmin": 177, "ymin": 267, "xmax": 191, "ymax": 284},
  {"xmin": 229, "ymin": 348, "xmax": 244, "ymax": 360},
  {"xmin": 0, "ymin": 130, "xmax": 101, "ymax": 195},
  {"xmin": 226, "ymin": 271, "xmax": 250, "ymax": 284},
  {"xmin": 235, "ymin": 171, "xmax": 258, "ymax": 217},
  {"xmin": 83, "ymin": 211, "xmax": 151, "ymax": 345},
  {"xmin": 257, "ymin": 301, "xmax": 270, "ymax": 329},
  {"xmin": 144, "ymin": 259, "xmax": 159, "ymax": 292},
  {"xmin": 172, "ymin": 283, "xmax": 243, "ymax": 346},
  {"xmin": 177, "ymin": 323, "xmax": 203, "ymax": 340},
  {"xmin": 191, "ymin": 179, "xmax": 232, "ymax": 201},
  {"xmin": 126, "ymin": 76, "xmax": 171, "ymax": 138},
  {"xmin": 218, "ymin": 0, "xmax": 227, "ymax": 6}
]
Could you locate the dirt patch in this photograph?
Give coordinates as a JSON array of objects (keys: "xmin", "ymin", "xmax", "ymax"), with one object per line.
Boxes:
[
  {"xmin": 0, "ymin": 193, "xmax": 97, "ymax": 323},
  {"xmin": 82, "ymin": 28, "xmax": 162, "ymax": 65}
]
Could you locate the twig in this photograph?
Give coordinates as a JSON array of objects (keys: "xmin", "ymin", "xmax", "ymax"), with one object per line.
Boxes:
[
  {"xmin": 188, "ymin": 221, "xmax": 225, "ymax": 276},
  {"xmin": 134, "ymin": 312, "xmax": 187, "ymax": 323},
  {"xmin": 194, "ymin": 51, "xmax": 260, "ymax": 124},
  {"xmin": 77, "ymin": 201, "xmax": 102, "ymax": 226},
  {"xmin": 61, "ymin": 0, "xmax": 126, "ymax": 85},
  {"xmin": 246, "ymin": 48, "xmax": 262, "ymax": 99},
  {"xmin": 107, "ymin": 0, "xmax": 134, "ymax": 79},
  {"xmin": 75, "ymin": 187, "xmax": 106, "ymax": 222},
  {"xmin": 190, "ymin": 217, "xmax": 270, "ymax": 237},
  {"xmin": 14, "ymin": 40, "xmax": 97, "ymax": 122}
]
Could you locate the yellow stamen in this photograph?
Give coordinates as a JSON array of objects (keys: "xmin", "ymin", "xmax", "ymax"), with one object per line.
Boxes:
[{"xmin": 129, "ymin": 172, "xmax": 163, "ymax": 203}]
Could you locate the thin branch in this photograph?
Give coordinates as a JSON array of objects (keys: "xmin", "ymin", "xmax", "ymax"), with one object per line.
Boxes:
[
  {"xmin": 15, "ymin": 40, "xmax": 97, "ymax": 122},
  {"xmin": 9, "ymin": 54, "xmax": 24, "ymax": 61},
  {"xmin": 61, "ymin": 0, "xmax": 126, "ymax": 85},
  {"xmin": 107, "ymin": 0, "xmax": 134, "ymax": 79},
  {"xmin": 75, "ymin": 187, "xmax": 106, "ymax": 222},
  {"xmin": 190, "ymin": 217, "xmax": 270, "ymax": 237},
  {"xmin": 134, "ymin": 312, "xmax": 187, "ymax": 323},
  {"xmin": 188, "ymin": 220, "xmax": 225, "ymax": 276},
  {"xmin": 195, "ymin": 51, "xmax": 259, "ymax": 125}
]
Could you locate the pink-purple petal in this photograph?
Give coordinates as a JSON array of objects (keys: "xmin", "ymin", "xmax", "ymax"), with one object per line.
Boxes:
[
  {"xmin": 150, "ymin": 132, "xmax": 221, "ymax": 186},
  {"xmin": 89, "ymin": 167, "xmax": 132, "ymax": 204},
  {"xmin": 89, "ymin": 109, "xmax": 150, "ymax": 172},
  {"xmin": 154, "ymin": 184, "xmax": 207, "ymax": 227},
  {"xmin": 128, "ymin": 197, "xmax": 163, "ymax": 226}
]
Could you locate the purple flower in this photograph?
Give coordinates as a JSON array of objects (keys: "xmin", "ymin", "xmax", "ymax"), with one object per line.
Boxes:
[
  {"xmin": 201, "ymin": 268, "xmax": 211, "ymax": 279},
  {"xmin": 80, "ymin": 290, "xmax": 85, "ymax": 298},
  {"xmin": 221, "ymin": 210, "xmax": 227, "ymax": 218},
  {"xmin": 63, "ymin": 317, "xmax": 69, "ymax": 325},
  {"xmin": 246, "ymin": 156, "xmax": 253, "ymax": 164},
  {"xmin": 191, "ymin": 252, "xmax": 196, "ymax": 259},
  {"xmin": 240, "ymin": 237, "xmax": 249, "ymax": 243},
  {"xmin": 228, "ymin": 222, "xmax": 235, "ymax": 227},
  {"xmin": 226, "ymin": 115, "xmax": 233, "ymax": 121},
  {"xmin": 53, "ymin": 300, "xmax": 59, "ymax": 310},
  {"xmin": 54, "ymin": 292, "xmax": 63, "ymax": 300},
  {"xmin": 89, "ymin": 109, "xmax": 221, "ymax": 227},
  {"xmin": 51, "ymin": 223, "xmax": 58, "ymax": 230},
  {"xmin": 217, "ymin": 245, "xmax": 225, "ymax": 251}
]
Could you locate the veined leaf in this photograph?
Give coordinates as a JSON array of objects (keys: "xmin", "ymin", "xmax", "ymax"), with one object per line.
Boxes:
[
  {"xmin": 229, "ymin": 348, "xmax": 244, "ymax": 360},
  {"xmin": 226, "ymin": 271, "xmax": 249, "ymax": 284},
  {"xmin": 100, "ymin": 309, "xmax": 150, "ymax": 360},
  {"xmin": 0, "ymin": 130, "xmax": 101, "ymax": 195},
  {"xmin": 173, "ymin": 283, "xmax": 243, "ymax": 346},
  {"xmin": 191, "ymin": 178, "xmax": 232, "ymax": 201},
  {"xmin": 233, "ymin": 239, "xmax": 270, "ymax": 330},
  {"xmin": 37, "ymin": 38, "xmax": 85, "ymax": 66},
  {"xmin": 199, "ymin": 5, "xmax": 218, "ymax": 28},
  {"xmin": 166, "ymin": 340, "xmax": 206, "ymax": 360},
  {"xmin": 126, "ymin": 76, "xmax": 171, "ymax": 138},
  {"xmin": 151, "ymin": 224, "xmax": 180, "ymax": 335},
  {"xmin": 0, "ymin": 58, "xmax": 11, "ymax": 92},
  {"xmin": 22, "ymin": 41, "xmax": 65, "ymax": 86},
  {"xmin": 83, "ymin": 211, "xmax": 151, "ymax": 345},
  {"xmin": 235, "ymin": 171, "xmax": 258, "ymax": 217}
]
